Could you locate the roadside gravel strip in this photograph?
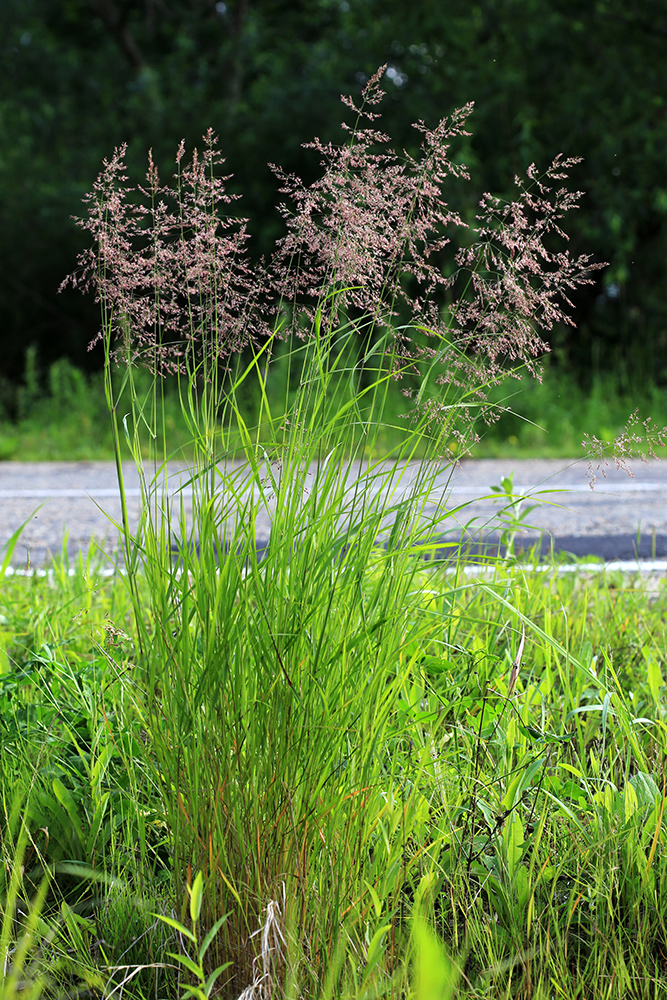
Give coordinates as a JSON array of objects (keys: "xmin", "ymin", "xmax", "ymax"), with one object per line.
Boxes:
[{"xmin": 2, "ymin": 458, "xmax": 667, "ymax": 569}]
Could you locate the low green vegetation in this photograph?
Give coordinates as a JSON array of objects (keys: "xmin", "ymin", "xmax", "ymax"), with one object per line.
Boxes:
[
  {"xmin": 3, "ymin": 544, "xmax": 667, "ymax": 998},
  {"xmin": 1, "ymin": 350, "xmax": 664, "ymax": 462}
]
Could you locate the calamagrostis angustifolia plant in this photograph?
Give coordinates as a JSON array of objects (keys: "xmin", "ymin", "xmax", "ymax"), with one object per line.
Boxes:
[
  {"xmin": 63, "ymin": 65, "xmax": 603, "ymax": 438},
  {"xmin": 62, "ymin": 68, "xmax": 607, "ymax": 995}
]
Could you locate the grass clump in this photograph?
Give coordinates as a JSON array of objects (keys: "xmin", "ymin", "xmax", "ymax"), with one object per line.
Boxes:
[
  {"xmin": 4, "ymin": 556, "xmax": 667, "ymax": 997},
  {"xmin": 5, "ymin": 64, "xmax": 667, "ymax": 999}
]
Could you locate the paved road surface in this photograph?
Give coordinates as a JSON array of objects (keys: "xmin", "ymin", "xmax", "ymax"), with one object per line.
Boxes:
[{"xmin": 2, "ymin": 457, "xmax": 667, "ymax": 567}]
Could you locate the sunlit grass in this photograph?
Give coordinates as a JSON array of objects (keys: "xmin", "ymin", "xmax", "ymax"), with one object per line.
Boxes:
[
  {"xmin": 0, "ymin": 556, "xmax": 667, "ymax": 997},
  {"xmin": 3, "ymin": 529, "xmax": 667, "ymax": 997}
]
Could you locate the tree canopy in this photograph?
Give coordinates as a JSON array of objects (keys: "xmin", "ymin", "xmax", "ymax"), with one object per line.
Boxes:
[{"xmin": 2, "ymin": 0, "xmax": 666, "ymax": 389}]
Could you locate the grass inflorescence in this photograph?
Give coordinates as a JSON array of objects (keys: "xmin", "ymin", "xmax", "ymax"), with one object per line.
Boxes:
[{"xmin": 2, "ymin": 66, "xmax": 667, "ymax": 999}]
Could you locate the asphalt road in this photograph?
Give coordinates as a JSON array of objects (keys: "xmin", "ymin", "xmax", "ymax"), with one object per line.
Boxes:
[{"xmin": 2, "ymin": 457, "xmax": 667, "ymax": 568}]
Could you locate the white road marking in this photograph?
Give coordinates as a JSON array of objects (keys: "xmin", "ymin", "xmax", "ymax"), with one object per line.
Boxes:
[
  {"xmin": 446, "ymin": 482, "xmax": 666, "ymax": 494},
  {"xmin": 1, "ymin": 482, "xmax": 665, "ymax": 499},
  {"xmin": 0, "ymin": 488, "xmax": 143, "ymax": 498},
  {"xmin": 4, "ymin": 559, "xmax": 667, "ymax": 578}
]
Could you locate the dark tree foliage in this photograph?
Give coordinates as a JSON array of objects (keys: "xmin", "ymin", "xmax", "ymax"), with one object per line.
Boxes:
[{"xmin": 1, "ymin": 0, "xmax": 665, "ymax": 390}]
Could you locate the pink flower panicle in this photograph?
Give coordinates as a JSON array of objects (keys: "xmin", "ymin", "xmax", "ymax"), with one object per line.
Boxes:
[
  {"xmin": 270, "ymin": 93, "xmax": 475, "ymax": 345},
  {"xmin": 62, "ymin": 132, "xmax": 266, "ymax": 374},
  {"xmin": 584, "ymin": 410, "xmax": 667, "ymax": 487}
]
